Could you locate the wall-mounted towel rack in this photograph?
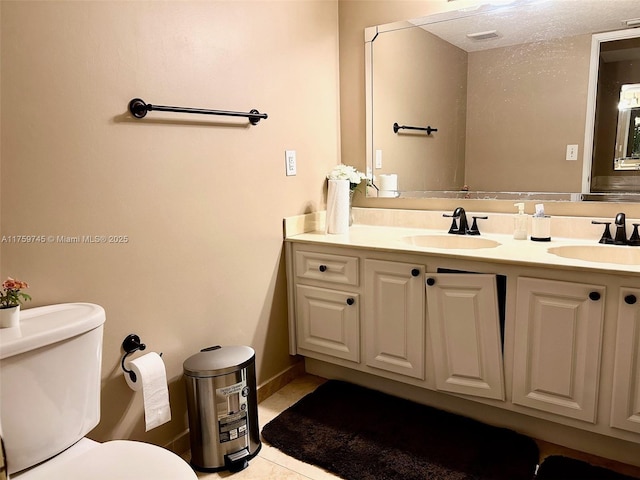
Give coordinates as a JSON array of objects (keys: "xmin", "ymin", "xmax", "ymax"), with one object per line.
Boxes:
[
  {"xmin": 128, "ymin": 98, "xmax": 268, "ymax": 125},
  {"xmin": 393, "ymin": 122, "xmax": 438, "ymax": 135}
]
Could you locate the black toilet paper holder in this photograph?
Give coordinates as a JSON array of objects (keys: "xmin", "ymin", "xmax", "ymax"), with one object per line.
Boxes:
[{"xmin": 121, "ymin": 334, "xmax": 162, "ymax": 383}]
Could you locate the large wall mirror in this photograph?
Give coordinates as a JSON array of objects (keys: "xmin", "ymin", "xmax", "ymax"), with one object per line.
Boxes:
[{"xmin": 365, "ymin": 0, "xmax": 640, "ymax": 201}]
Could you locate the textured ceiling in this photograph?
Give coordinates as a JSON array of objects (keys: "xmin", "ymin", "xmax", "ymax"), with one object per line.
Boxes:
[{"xmin": 412, "ymin": 0, "xmax": 640, "ymax": 52}]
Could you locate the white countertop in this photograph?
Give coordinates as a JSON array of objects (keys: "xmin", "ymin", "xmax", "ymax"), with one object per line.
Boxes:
[{"xmin": 286, "ymin": 224, "xmax": 640, "ymax": 276}]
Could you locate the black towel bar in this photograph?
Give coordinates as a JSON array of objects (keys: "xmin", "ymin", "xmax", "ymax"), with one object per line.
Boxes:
[
  {"xmin": 128, "ymin": 98, "xmax": 268, "ymax": 125},
  {"xmin": 393, "ymin": 122, "xmax": 437, "ymax": 135}
]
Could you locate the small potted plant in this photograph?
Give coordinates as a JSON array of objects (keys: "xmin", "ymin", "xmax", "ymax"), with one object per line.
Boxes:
[{"xmin": 0, "ymin": 277, "xmax": 31, "ymax": 328}]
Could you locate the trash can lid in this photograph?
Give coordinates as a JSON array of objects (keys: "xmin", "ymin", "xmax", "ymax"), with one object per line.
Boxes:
[{"xmin": 183, "ymin": 345, "xmax": 255, "ymax": 377}]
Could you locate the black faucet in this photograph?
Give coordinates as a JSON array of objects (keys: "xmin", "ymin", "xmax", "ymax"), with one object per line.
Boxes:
[
  {"xmin": 630, "ymin": 224, "xmax": 640, "ymax": 246},
  {"xmin": 614, "ymin": 212, "xmax": 627, "ymax": 245},
  {"xmin": 443, "ymin": 207, "xmax": 469, "ymax": 235}
]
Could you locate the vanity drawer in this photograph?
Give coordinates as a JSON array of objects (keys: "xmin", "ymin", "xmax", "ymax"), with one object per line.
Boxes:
[{"xmin": 295, "ymin": 250, "xmax": 359, "ymax": 286}]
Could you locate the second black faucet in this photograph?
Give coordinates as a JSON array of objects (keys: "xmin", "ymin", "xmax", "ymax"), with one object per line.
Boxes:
[{"xmin": 593, "ymin": 212, "xmax": 640, "ymax": 246}]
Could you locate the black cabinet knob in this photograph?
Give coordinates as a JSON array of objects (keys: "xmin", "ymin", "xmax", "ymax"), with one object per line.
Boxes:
[
  {"xmin": 318, "ymin": 265, "xmax": 327, "ymax": 272},
  {"xmin": 588, "ymin": 291, "xmax": 601, "ymax": 301},
  {"xmin": 346, "ymin": 297, "xmax": 355, "ymax": 306},
  {"xmin": 625, "ymin": 294, "xmax": 637, "ymax": 305},
  {"xmin": 426, "ymin": 277, "xmax": 435, "ymax": 286},
  {"xmin": 411, "ymin": 268, "xmax": 420, "ymax": 277}
]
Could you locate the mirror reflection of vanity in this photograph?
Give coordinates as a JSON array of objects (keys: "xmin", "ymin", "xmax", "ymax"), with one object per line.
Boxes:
[{"xmin": 365, "ymin": 0, "xmax": 640, "ymax": 201}]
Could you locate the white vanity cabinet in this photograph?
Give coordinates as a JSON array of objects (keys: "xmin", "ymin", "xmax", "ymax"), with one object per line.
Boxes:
[
  {"xmin": 293, "ymin": 250, "xmax": 360, "ymax": 362},
  {"xmin": 288, "ymin": 244, "xmax": 505, "ymax": 396},
  {"xmin": 425, "ymin": 273, "xmax": 505, "ymax": 400},
  {"xmin": 512, "ymin": 277, "xmax": 606, "ymax": 423},
  {"xmin": 610, "ymin": 287, "xmax": 640, "ymax": 434},
  {"xmin": 363, "ymin": 259, "xmax": 425, "ymax": 379},
  {"xmin": 284, "ymin": 222, "xmax": 640, "ymax": 466}
]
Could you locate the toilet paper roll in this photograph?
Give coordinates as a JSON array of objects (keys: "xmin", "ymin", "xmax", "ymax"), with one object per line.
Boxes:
[
  {"xmin": 326, "ymin": 179, "xmax": 350, "ymax": 234},
  {"xmin": 378, "ymin": 174, "xmax": 398, "ymax": 192},
  {"xmin": 124, "ymin": 352, "xmax": 172, "ymax": 431}
]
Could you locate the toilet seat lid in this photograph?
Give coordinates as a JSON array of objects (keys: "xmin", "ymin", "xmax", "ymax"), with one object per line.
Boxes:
[{"xmin": 17, "ymin": 441, "xmax": 197, "ymax": 480}]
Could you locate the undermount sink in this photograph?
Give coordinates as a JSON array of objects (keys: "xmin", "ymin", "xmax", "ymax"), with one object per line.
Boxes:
[
  {"xmin": 548, "ymin": 244, "xmax": 640, "ymax": 265},
  {"xmin": 402, "ymin": 234, "xmax": 501, "ymax": 250}
]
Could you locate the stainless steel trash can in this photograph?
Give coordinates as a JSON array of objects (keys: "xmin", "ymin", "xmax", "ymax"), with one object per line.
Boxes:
[{"xmin": 183, "ymin": 345, "xmax": 261, "ymax": 472}]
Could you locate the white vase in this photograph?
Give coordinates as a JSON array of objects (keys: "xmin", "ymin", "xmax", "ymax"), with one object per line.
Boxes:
[
  {"xmin": 0, "ymin": 305, "xmax": 20, "ymax": 328},
  {"xmin": 326, "ymin": 179, "xmax": 350, "ymax": 234}
]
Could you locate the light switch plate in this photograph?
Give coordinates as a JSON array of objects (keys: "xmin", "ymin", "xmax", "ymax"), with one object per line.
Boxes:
[
  {"xmin": 285, "ymin": 150, "xmax": 297, "ymax": 176},
  {"xmin": 566, "ymin": 144, "xmax": 578, "ymax": 161}
]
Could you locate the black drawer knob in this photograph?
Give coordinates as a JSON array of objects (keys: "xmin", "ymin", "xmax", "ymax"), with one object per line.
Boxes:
[
  {"xmin": 346, "ymin": 297, "xmax": 355, "ymax": 306},
  {"xmin": 318, "ymin": 265, "xmax": 327, "ymax": 272},
  {"xmin": 589, "ymin": 291, "xmax": 601, "ymax": 301},
  {"xmin": 625, "ymin": 294, "xmax": 637, "ymax": 305},
  {"xmin": 411, "ymin": 268, "xmax": 420, "ymax": 277},
  {"xmin": 426, "ymin": 277, "xmax": 436, "ymax": 286}
]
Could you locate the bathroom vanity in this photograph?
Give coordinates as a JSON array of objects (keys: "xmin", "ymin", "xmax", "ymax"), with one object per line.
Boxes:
[{"xmin": 284, "ymin": 210, "xmax": 640, "ymax": 466}]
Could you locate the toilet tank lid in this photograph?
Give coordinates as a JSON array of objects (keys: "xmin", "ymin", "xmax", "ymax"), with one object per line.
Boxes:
[{"xmin": 0, "ymin": 303, "xmax": 105, "ymax": 360}]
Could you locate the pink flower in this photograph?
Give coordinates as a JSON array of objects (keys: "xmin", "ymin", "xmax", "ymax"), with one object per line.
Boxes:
[
  {"xmin": 2, "ymin": 278, "xmax": 28, "ymax": 291},
  {"xmin": 1, "ymin": 277, "xmax": 31, "ymax": 308}
]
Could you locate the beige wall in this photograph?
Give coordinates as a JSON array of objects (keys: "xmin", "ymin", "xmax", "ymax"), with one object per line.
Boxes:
[
  {"xmin": 339, "ymin": 1, "xmax": 457, "ymax": 179},
  {"xmin": 0, "ymin": 0, "xmax": 339, "ymax": 448},
  {"xmin": 466, "ymin": 34, "xmax": 591, "ymax": 192},
  {"xmin": 372, "ymin": 27, "xmax": 467, "ymax": 191}
]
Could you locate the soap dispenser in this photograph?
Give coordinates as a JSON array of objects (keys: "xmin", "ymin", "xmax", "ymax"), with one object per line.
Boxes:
[
  {"xmin": 531, "ymin": 203, "xmax": 551, "ymax": 242},
  {"xmin": 513, "ymin": 203, "xmax": 527, "ymax": 240}
]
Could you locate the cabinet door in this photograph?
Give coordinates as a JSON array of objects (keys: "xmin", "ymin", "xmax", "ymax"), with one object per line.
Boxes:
[
  {"xmin": 426, "ymin": 274, "xmax": 505, "ymax": 400},
  {"xmin": 296, "ymin": 285, "xmax": 359, "ymax": 362},
  {"xmin": 610, "ymin": 288, "xmax": 640, "ymax": 434},
  {"xmin": 512, "ymin": 277, "xmax": 605, "ymax": 423},
  {"xmin": 364, "ymin": 259, "xmax": 425, "ymax": 379}
]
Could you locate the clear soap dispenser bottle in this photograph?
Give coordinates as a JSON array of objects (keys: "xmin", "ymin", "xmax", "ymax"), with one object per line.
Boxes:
[{"xmin": 513, "ymin": 203, "xmax": 527, "ymax": 240}]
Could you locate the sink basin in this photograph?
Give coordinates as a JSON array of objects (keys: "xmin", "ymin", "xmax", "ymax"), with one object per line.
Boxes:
[
  {"xmin": 402, "ymin": 235, "xmax": 501, "ymax": 250},
  {"xmin": 548, "ymin": 245, "xmax": 640, "ymax": 265}
]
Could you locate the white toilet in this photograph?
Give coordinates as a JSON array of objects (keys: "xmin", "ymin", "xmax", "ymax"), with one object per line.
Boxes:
[{"xmin": 0, "ymin": 303, "xmax": 197, "ymax": 479}]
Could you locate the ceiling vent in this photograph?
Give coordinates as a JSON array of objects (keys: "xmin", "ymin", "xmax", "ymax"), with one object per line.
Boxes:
[
  {"xmin": 623, "ymin": 18, "xmax": 640, "ymax": 28},
  {"xmin": 466, "ymin": 30, "xmax": 500, "ymax": 40}
]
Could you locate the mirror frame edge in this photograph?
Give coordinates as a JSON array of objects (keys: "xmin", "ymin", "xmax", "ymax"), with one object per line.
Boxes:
[{"xmin": 364, "ymin": 25, "xmax": 376, "ymax": 193}]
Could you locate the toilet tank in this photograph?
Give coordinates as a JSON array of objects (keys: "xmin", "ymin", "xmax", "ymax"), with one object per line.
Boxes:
[{"xmin": 0, "ymin": 303, "xmax": 106, "ymax": 475}]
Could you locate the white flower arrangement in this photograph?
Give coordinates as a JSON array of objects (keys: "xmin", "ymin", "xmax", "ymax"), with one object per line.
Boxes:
[{"xmin": 327, "ymin": 165, "xmax": 368, "ymax": 190}]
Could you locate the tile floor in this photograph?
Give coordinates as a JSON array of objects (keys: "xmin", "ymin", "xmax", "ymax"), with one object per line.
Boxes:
[{"xmin": 185, "ymin": 374, "xmax": 640, "ymax": 480}]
